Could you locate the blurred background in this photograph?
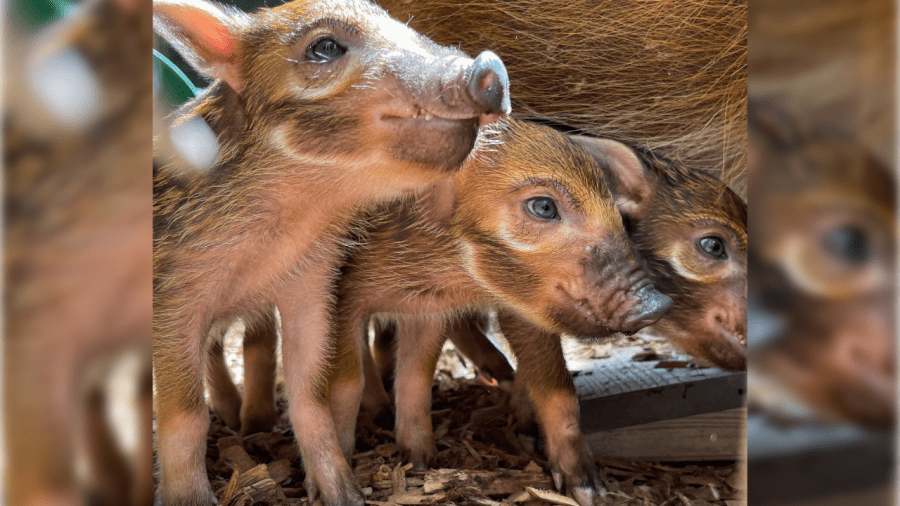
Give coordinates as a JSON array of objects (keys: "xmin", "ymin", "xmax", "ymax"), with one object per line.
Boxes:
[
  {"xmin": 2, "ymin": 0, "xmax": 897, "ymax": 505},
  {"xmin": 4, "ymin": 0, "xmax": 152, "ymax": 504},
  {"xmin": 747, "ymin": 0, "xmax": 897, "ymax": 504}
]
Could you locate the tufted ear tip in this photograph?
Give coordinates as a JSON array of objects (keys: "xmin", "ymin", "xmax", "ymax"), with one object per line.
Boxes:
[
  {"xmin": 569, "ymin": 134, "xmax": 655, "ymax": 217},
  {"xmin": 154, "ymin": 0, "xmax": 246, "ymax": 93}
]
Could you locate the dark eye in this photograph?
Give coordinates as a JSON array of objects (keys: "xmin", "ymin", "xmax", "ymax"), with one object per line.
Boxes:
[
  {"xmin": 306, "ymin": 37, "xmax": 346, "ymax": 62},
  {"xmin": 525, "ymin": 197, "xmax": 560, "ymax": 221},
  {"xmin": 698, "ymin": 235, "xmax": 727, "ymax": 259},
  {"xmin": 824, "ymin": 225, "xmax": 869, "ymax": 265}
]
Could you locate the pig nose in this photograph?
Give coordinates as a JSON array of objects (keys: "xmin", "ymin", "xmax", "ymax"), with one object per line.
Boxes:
[
  {"xmin": 466, "ymin": 51, "xmax": 511, "ymax": 116},
  {"xmin": 623, "ymin": 285, "xmax": 673, "ymax": 332}
]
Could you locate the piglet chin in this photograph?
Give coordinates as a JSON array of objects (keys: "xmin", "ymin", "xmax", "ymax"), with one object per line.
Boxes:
[{"xmin": 385, "ymin": 116, "xmax": 480, "ymax": 173}]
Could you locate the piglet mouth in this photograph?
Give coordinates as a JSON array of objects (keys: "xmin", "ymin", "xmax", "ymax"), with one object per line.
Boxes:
[
  {"xmin": 714, "ymin": 318, "xmax": 748, "ymax": 350},
  {"xmin": 549, "ymin": 293, "xmax": 630, "ymax": 338},
  {"xmin": 377, "ymin": 105, "xmax": 481, "ymax": 127},
  {"xmin": 722, "ymin": 329, "xmax": 748, "ymax": 350}
]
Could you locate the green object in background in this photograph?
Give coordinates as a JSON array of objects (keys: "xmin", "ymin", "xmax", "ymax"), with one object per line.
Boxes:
[
  {"xmin": 154, "ymin": 49, "xmax": 203, "ymax": 106},
  {"xmin": 12, "ymin": 0, "xmax": 70, "ymax": 30}
]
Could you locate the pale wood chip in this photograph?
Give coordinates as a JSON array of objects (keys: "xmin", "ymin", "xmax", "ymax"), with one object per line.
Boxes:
[
  {"xmin": 507, "ymin": 490, "xmax": 532, "ymax": 503},
  {"xmin": 391, "ymin": 462, "xmax": 413, "ymax": 494},
  {"xmin": 462, "ymin": 439, "xmax": 482, "ymax": 461},
  {"xmin": 387, "ymin": 492, "xmax": 446, "ymax": 504},
  {"xmin": 219, "ymin": 465, "xmax": 241, "ymax": 504},
  {"xmin": 217, "ymin": 436, "xmax": 244, "ymax": 452},
  {"xmin": 725, "ymin": 465, "xmax": 746, "ymax": 491},
  {"xmin": 267, "ymin": 459, "xmax": 292, "ymax": 484},
  {"xmin": 675, "ymin": 491, "xmax": 693, "ymax": 506},
  {"xmin": 375, "ymin": 443, "xmax": 400, "ymax": 457},
  {"xmin": 220, "ymin": 445, "xmax": 256, "ymax": 473},
  {"xmin": 433, "ymin": 418, "xmax": 452, "ymax": 440},
  {"xmin": 523, "ymin": 462, "xmax": 543, "ymax": 474},
  {"xmin": 469, "ymin": 498, "xmax": 502, "ymax": 506},
  {"xmin": 525, "ymin": 487, "xmax": 579, "ymax": 506},
  {"xmin": 483, "ymin": 473, "xmax": 553, "ymax": 496},
  {"xmin": 422, "ymin": 477, "xmax": 448, "ymax": 494},
  {"xmin": 679, "ymin": 475, "xmax": 720, "ymax": 487},
  {"xmin": 218, "ymin": 464, "xmax": 286, "ymax": 506}
]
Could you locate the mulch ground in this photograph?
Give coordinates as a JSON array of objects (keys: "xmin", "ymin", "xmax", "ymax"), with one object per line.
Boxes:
[{"xmin": 199, "ymin": 333, "xmax": 746, "ymax": 506}]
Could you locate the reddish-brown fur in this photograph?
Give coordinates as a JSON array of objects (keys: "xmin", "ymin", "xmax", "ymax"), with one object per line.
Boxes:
[
  {"xmin": 152, "ymin": 0, "xmax": 509, "ymax": 504},
  {"xmin": 749, "ymin": 0, "xmax": 893, "ymax": 168},
  {"xmin": 748, "ymin": 103, "xmax": 895, "ymax": 428},
  {"xmin": 363, "ymin": 128, "xmax": 746, "ymax": 506},
  {"xmin": 375, "ymin": 0, "xmax": 747, "ymax": 198},
  {"xmin": 373, "ymin": 138, "xmax": 749, "ymax": 406},
  {"xmin": 206, "ymin": 119, "xmax": 673, "ymax": 506}
]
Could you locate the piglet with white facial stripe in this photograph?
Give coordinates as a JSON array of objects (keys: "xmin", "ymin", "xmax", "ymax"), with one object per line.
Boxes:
[{"xmin": 152, "ymin": 0, "xmax": 510, "ymax": 504}]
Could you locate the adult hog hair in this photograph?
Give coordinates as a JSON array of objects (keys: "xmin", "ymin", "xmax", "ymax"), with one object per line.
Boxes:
[
  {"xmin": 5, "ymin": 0, "xmax": 153, "ymax": 504},
  {"xmin": 152, "ymin": 0, "xmax": 510, "ymax": 504},
  {"xmin": 376, "ymin": 0, "xmax": 748, "ymax": 198},
  {"xmin": 749, "ymin": 0, "xmax": 893, "ymax": 167},
  {"xmin": 748, "ymin": 102, "xmax": 895, "ymax": 428},
  {"xmin": 206, "ymin": 119, "xmax": 674, "ymax": 506}
]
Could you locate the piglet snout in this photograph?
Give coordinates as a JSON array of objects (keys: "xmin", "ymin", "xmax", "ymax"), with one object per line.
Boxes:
[
  {"xmin": 465, "ymin": 51, "xmax": 511, "ymax": 120},
  {"xmin": 622, "ymin": 285, "xmax": 672, "ymax": 333}
]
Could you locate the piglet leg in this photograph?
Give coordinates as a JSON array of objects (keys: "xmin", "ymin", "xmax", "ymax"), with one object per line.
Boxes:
[
  {"xmin": 497, "ymin": 310, "xmax": 606, "ymax": 506},
  {"xmin": 239, "ymin": 311, "xmax": 279, "ymax": 435},
  {"xmin": 359, "ymin": 335, "xmax": 394, "ymax": 425},
  {"xmin": 278, "ymin": 261, "xmax": 364, "ymax": 506},
  {"xmin": 447, "ymin": 312, "xmax": 515, "ymax": 384},
  {"xmin": 327, "ymin": 305, "xmax": 367, "ymax": 462},
  {"xmin": 394, "ymin": 317, "xmax": 448, "ymax": 470},
  {"xmin": 371, "ymin": 319, "xmax": 399, "ymax": 391},
  {"xmin": 205, "ymin": 335, "xmax": 242, "ymax": 431},
  {"xmin": 153, "ymin": 316, "xmax": 217, "ymax": 506}
]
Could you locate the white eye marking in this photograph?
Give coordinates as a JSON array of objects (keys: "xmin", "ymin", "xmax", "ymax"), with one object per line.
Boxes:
[
  {"xmin": 668, "ymin": 250, "xmax": 706, "ymax": 282},
  {"xmin": 268, "ymin": 125, "xmax": 337, "ymax": 166},
  {"xmin": 497, "ymin": 223, "xmax": 538, "ymax": 252}
]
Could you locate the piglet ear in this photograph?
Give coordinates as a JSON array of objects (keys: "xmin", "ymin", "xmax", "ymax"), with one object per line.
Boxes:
[
  {"xmin": 154, "ymin": 0, "xmax": 247, "ymax": 94},
  {"xmin": 569, "ymin": 134, "xmax": 654, "ymax": 217},
  {"xmin": 747, "ymin": 100, "xmax": 805, "ymax": 191}
]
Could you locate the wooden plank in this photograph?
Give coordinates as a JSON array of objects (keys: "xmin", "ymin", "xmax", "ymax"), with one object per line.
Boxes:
[
  {"xmin": 764, "ymin": 486, "xmax": 894, "ymax": 506},
  {"xmin": 575, "ymin": 346, "xmax": 746, "ymax": 432},
  {"xmin": 747, "ymin": 413, "xmax": 894, "ymax": 504},
  {"xmin": 585, "ymin": 407, "xmax": 746, "ymax": 461}
]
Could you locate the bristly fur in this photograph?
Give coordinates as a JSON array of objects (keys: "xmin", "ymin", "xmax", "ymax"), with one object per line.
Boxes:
[
  {"xmin": 205, "ymin": 119, "xmax": 665, "ymax": 504},
  {"xmin": 347, "ymin": 127, "xmax": 749, "ymax": 503},
  {"xmin": 749, "ymin": 0, "xmax": 893, "ymax": 169},
  {"xmin": 376, "ymin": 0, "xmax": 747, "ymax": 198},
  {"xmin": 152, "ymin": 0, "xmax": 513, "ymax": 503}
]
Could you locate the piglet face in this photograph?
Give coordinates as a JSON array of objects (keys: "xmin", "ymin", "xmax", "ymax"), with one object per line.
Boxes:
[
  {"xmin": 154, "ymin": 0, "xmax": 511, "ymax": 193},
  {"xmin": 453, "ymin": 120, "xmax": 670, "ymax": 337}
]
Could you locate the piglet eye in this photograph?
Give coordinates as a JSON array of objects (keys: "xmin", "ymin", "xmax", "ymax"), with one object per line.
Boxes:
[
  {"xmin": 526, "ymin": 197, "xmax": 560, "ymax": 221},
  {"xmin": 698, "ymin": 235, "xmax": 727, "ymax": 259},
  {"xmin": 306, "ymin": 37, "xmax": 346, "ymax": 62},
  {"xmin": 824, "ymin": 225, "xmax": 869, "ymax": 265}
]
